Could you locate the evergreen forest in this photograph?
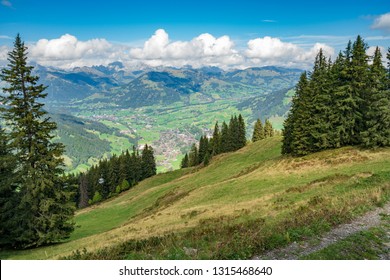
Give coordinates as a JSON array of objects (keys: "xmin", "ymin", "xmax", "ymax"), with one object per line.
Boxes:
[{"xmin": 282, "ymin": 36, "xmax": 390, "ymax": 156}]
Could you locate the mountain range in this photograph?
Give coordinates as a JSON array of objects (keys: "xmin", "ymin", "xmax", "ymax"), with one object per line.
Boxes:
[{"xmin": 34, "ymin": 63, "xmax": 302, "ymax": 106}]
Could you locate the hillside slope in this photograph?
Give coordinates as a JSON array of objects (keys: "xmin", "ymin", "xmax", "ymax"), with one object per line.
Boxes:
[{"xmin": 2, "ymin": 137, "xmax": 390, "ymax": 259}]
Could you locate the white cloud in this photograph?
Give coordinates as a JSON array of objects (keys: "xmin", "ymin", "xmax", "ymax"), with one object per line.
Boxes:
[
  {"xmin": 2, "ymin": 30, "xmax": 338, "ymax": 70},
  {"xmin": 372, "ymin": 13, "xmax": 390, "ymax": 33},
  {"xmin": 29, "ymin": 34, "xmax": 116, "ymax": 68},
  {"xmin": 367, "ymin": 45, "xmax": 386, "ymax": 58},
  {"xmin": 129, "ymin": 29, "xmax": 242, "ymax": 68},
  {"xmin": 1, "ymin": 0, "xmax": 12, "ymax": 7},
  {"xmin": 245, "ymin": 36, "xmax": 334, "ymax": 68}
]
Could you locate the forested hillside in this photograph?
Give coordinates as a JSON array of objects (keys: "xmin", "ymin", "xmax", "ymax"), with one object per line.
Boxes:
[{"xmin": 283, "ymin": 37, "xmax": 390, "ymax": 155}]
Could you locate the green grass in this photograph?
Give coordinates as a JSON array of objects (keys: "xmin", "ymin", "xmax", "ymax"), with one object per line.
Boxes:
[{"xmin": 2, "ymin": 137, "xmax": 390, "ymax": 259}]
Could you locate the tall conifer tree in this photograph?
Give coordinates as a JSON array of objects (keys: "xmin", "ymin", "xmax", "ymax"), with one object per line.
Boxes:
[
  {"xmin": 0, "ymin": 34, "xmax": 74, "ymax": 247},
  {"xmin": 308, "ymin": 49, "xmax": 332, "ymax": 151},
  {"xmin": 264, "ymin": 119, "xmax": 274, "ymax": 138},
  {"xmin": 360, "ymin": 47, "xmax": 390, "ymax": 147},
  {"xmin": 181, "ymin": 153, "xmax": 189, "ymax": 168},
  {"xmin": 188, "ymin": 143, "xmax": 199, "ymax": 166},
  {"xmin": 252, "ymin": 118, "xmax": 265, "ymax": 142},
  {"xmin": 220, "ymin": 121, "xmax": 229, "ymax": 153},
  {"xmin": 141, "ymin": 144, "xmax": 156, "ymax": 179},
  {"xmin": 350, "ymin": 36, "xmax": 369, "ymax": 143},
  {"xmin": 211, "ymin": 121, "xmax": 221, "ymax": 155},
  {"xmin": 237, "ymin": 114, "xmax": 246, "ymax": 148}
]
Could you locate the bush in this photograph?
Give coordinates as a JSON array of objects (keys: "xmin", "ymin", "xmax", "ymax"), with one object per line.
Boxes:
[{"xmin": 91, "ymin": 191, "xmax": 103, "ymax": 204}]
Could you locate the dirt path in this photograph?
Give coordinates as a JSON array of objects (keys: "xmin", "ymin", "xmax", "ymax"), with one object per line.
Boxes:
[{"xmin": 253, "ymin": 202, "xmax": 390, "ymax": 260}]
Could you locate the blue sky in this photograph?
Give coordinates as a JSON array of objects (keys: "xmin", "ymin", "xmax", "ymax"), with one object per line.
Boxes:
[{"xmin": 0, "ymin": 0, "xmax": 389, "ymax": 69}]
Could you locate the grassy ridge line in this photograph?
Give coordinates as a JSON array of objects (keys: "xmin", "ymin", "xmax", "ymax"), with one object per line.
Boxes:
[{"xmin": 1, "ymin": 137, "xmax": 390, "ymax": 259}]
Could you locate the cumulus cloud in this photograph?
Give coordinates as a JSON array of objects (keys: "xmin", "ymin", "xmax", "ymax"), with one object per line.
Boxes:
[
  {"xmin": 129, "ymin": 29, "xmax": 242, "ymax": 68},
  {"xmin": 29, "ymin": 34, "xmax": 116, "ymax": 68},
  {"xmin": 7, "ymin": 29, "xmax": 338, "ymax": 70},
  {"xmin": 372, "ymin": 13, "xmax": 390, "ymax": 33},
  {"xmin": 245, "ymin": 36, "xmax": 334, "ymax": 68}
]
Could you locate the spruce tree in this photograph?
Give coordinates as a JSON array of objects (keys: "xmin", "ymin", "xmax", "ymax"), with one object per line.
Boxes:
[
  {"xmin": 211, "ymin": 121, "xmax": 221, "ymax": 155},
  {"xmin": 282, "ymin": 72, "xmax": 311, "ymax": 155},
  {"xmin": 188, "ymin": 143, "xmax": 199, "ymax": 166},
  {"xmin": 360, "ymin": 47, "xmax": 390, "ymax": 147},
  {"xmin": 328, "ymin": 52, "xmax": 354, "ymax": 147},
  {"xmin": 0, "ymin": 34, "xmax": 74, "ymax": 247},
  {"xmin": 237, "ymin": 114, "xmax": 246, "ymax": 148},
  {"xmin": 181, "ymin": 153, "xmax": 189, "ymax": 168},
  {"xmin": 220, "ymin": 121, "xmax": 229, "ymax": 153},
  {"xmin": 350, "ymin": 36, "xmax": 369, "ymax": 144},
  {"xmin": 308, "ymin": 49, "xmax": 332, "ymax": 151},
  {"xmin": 198, "ymin": 136, "xmax": 208, "ymax": 163},
  {"xmin": 264, "ymin": 119, "xmax": 274, "ymax": 138},
  {"xmin": 252, "ymin": 118, "xmax": 264, "ymax": 142},
  {"xmin": 141, "ymin": 144, "xmax": 156, "ymax": 179}
]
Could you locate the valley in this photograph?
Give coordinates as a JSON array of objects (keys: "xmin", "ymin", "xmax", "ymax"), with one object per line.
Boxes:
[{"xmin": 39, "ymin": 64, "xmax": 301, "ymax": 173}]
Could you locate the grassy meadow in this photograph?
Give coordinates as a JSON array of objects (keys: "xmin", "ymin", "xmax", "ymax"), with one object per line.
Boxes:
[{"xmin": 1, "ymin": 137, "xmax": 389, "ymax": 259}]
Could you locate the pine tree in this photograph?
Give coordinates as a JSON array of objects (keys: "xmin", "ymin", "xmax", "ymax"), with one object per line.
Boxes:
[
  {"xmin": 350, "ymin": 35, "xmax": 369, "ymax": 144},
  {"xmin": 141, "ymin": 144, "xmax": 156, "ymax": 179},
  {"xmin": 0, "ymin": 35, "xmax": 75, "ymax": 248},
  {"xmin": 211, "ymin": 121, "xmax": 221, "ymax": 155},
  {"xmin": 181, "ymin": 153, "xmax": 189, "ymax": 168},
  {"xmin": 308, "ymin": 49, "xmax": 332, "ymax": 151},
  {"xmin": 360, "ymin": 47, "xmax": 390, "ymax": 147},
  {"xmin": 264, "ymin": 119, "xmax": 274, "ymax": 138},
  {"xmin": 229, "ymin": 115, "xmax": 241, "ymax": 151},
  {"xmin": 188, "ymin": 143, "xmax": 199, "ymax": 166},
  {"xmin": 237, "ymin": 114, "xmax": 246, "ymax": 148},
  {"xmin": 220, "ymin": 121, "xmax": 230, "ymax": 153},
  {"xmin": 282, "ymin": 72, "xmax": 312, "ymax": 155},
  {"xmin": 198, "ymin": 136, "xmax": 209, "ymax": 163},
  {"xmin": 327, "ymin": 52, "xmax": 354, "ymax": 147},
  {"xmin": 252, "ymin": 118, "xmax": 264, "ymax": 142}
]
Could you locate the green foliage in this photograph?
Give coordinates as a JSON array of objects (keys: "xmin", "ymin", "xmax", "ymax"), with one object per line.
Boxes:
[
  {"xmin": 282, "ymin": 36, "xmax": 390, "ymax": 156},
  {"xmin": 0, "ymin": 127, "xmax": 19, "ymax": 247},
  {"xmin": 90, "ymin": 191, "xmax": 103, "ymax": 204},
  {"xmin": 0, "ymin": 35, "xmax": 75, "ymax": 248},
  {"xmin": 184, "ymin": 114, "xmax": 247, "ymax": 168},
  {"xmin": 181, "ymin": 153, "xmax": 189, "ymax": 168},
  {"xmin": 360, "ymin": 47, "xmax": 390, "ymax": 147},
  {"xmin": 188, "ymin": 143, "xmax": 199, "ymax": 167},
  {"xmin": 264, "ymin": 119, "xmax": 274, "ymax": 138},
  {"xmin": 120, "ymin": 179, "xmax": 130, "ymax": 192},
  {"xmin": 141, "ymin": 144, "xmax": 157, "ymax": 179},
  {"xmin": 73, "ymin": 144, "xmax": 157, "ymax": 207},
  {"xmin": 252, "ymin": 118, "xmax": 265, "ymax": 142},
  {"xmin": 203, "ymin": 151, "xmax": 211, "ymax": 166}
]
